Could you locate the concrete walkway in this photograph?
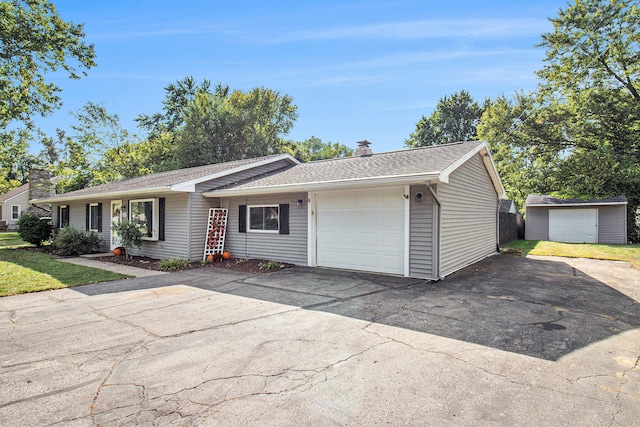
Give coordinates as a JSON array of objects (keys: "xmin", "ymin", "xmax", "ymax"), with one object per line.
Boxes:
[{"xmin": 57, "ymin": 256, "xmax": 166, "ymax": 277}]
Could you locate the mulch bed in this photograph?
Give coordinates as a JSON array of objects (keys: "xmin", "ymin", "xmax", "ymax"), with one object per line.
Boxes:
[{"xmin": 96, "ymin": 255, "xmax": 294, "ymax": 274}]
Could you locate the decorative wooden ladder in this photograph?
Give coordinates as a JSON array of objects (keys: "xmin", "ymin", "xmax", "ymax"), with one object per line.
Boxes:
[{"xmin": 203, "ymin": 208, "xmax": 228, "ymax": 260}]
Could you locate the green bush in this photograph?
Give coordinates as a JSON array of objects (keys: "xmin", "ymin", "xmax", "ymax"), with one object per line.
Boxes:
[
  {"xmin": 111, "ymin": 220, "xmax": 143, "ymax": 258},
  {"xmin": 158, "ymin": 258, "xmax": 189, "ymax": 271},
  {"xmin": 17, "ymin": 214, "xmax": 52, "ymax": 247},
  {"xmin": 258, "ymin": 260, "xmax": 285, "ymax": 270},
  {"xmin": 52, "ymin": 226, "xmax": 101, "ymax": 256}
]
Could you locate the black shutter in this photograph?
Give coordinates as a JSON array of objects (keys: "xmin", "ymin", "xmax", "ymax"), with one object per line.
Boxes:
[
  {"xmin": 159, "ymin": 198, "xmax": 165, "ymax": 241},
  {"xmin": 239, "ymin": 205, "xmax": 246, "ymax": 233},
  {"xmin": 85, "ymin": 204, "xmax": 90, "ymax": 230},
  {"xmin": 97, "ymin": 203, "xmax": 103, "ymax": 232},
  {"xmin": 64, "ymin": 206, "xmax": 69, "ymax": 227},
  {"xmin": 57, "ymin": 206, "xmax": 61, "ymax": 228},
  {"xmin": 279, "ymin": 204, "xmax": 289, "ymax": 235}
]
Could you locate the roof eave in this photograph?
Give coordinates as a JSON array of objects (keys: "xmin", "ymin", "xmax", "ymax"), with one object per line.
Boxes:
[
  {"xmin": 32, "ymin": 186, "xmax": 172, "ymax": 204},
  {"xmin": 169, "ymin": 154, "xmax": 299, "ymax": 192},
  {"xmin": 527, "ymin": 202, "xmax": 628, "ymax": 207},
  {"xmin": 202, "ymin": 173, "xmax": 442, "ymax": 197}
]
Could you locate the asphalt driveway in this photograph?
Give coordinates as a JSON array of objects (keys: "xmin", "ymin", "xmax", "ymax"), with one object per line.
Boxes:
[{"xmin": 1, "ymin": 253, "xmax": 639, "ymax": 425}]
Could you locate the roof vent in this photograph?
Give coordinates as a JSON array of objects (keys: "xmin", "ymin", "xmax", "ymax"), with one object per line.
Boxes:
[{"xmin": 354, "ymin": 140, "xmax": 373, "ymax": 156}]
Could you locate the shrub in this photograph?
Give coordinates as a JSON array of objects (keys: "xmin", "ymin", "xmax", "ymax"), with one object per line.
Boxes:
[
  {"xmin": 111, "ymin": 220, "xmax": 143, "ymax": 257},
  {"xmin": 158, "ymin": 258, "xmax": 189, "ymax": 271},
  {"xmin": 258, "ymin": 260, "xmax": 285, "ymax": 270},
  {"xmin": 52, "ymin": 226, "xmax": 101, "ymax": 256},
  {"xmin": 17, "ymin": 214, "xmax": 52, "ymax": 247}
]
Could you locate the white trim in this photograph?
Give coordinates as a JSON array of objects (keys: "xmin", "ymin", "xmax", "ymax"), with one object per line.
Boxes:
[
  {"xmin": 33, "ymin": 186, "xmax": 171, "ymax": 204},
  {"xmin": 438, "ymin": 141, "xmax": 506, "ymax": 199},
  {"xmin": 170, "ymin": 154, "xmax": 299, "ymax": 192},
  {"xmin": 404, "ymin": 185, "xmax": 410, "ymax": 277},
  {"xmin": 110, "ymin": 200, "xmax": 123, "ymax": 250},
  {"xmin": 247, "ymin": 205, "xmax": 280, "ymax": 233},
  {"xmin": 3, "ymin": 190, "xmax": 28, "ymax": 203},
  {"xmin": 527, "ymin": 202, "xmax": 627, "ymax": 207},
  {"xmin": 203, "ymin": 173, "xmax": 442, "ymax": 197},
  {"xmin": 59, "ymin": 205, "xmax": 69, "ymax": 228},
  {"xmin": 88, "ymin": 202, "xmax": 99, "ymax": 231},
  {"xmin": 10, "ymin": 205, "xmax": 20, "ymax": 220},
  {"xmin": 129, "ymin": 198, "xmax": 159, "ymax": 241},
  {"xmin": 307, "ymin": 192, "xmax": 317, "ymax": 267}
]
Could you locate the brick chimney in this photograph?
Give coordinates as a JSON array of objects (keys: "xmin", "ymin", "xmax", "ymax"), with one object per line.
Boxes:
[
  {"xmin": 354, "ymin": 140, "xmax": 373, "ymax": 156},
  {"xmin": 25, "ymin": 168, "xmax": 53, "ymax": 216}
]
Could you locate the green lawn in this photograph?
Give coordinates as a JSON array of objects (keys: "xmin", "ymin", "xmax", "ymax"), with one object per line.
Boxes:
[
  {"xmin": 507, "ymin": 240, "xmax": 640, "ymax": 269},
  {"xmin": 0, "ymin": 232, "xmax": 130, "ymax": 297}
]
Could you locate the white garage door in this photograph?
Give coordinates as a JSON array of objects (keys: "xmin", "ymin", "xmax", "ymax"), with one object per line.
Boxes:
[
  {"xmin": 549, "ymin": 209, "xmax": 597, "ymax": 243},
  {"xmin": 316, "ymin": 188, "xmax": 405, "ymax": 275}
]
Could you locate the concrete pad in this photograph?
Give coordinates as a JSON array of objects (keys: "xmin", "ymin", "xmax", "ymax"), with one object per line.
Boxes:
[{"xmin": 1, "ymin": 254, "xmax": 639, "ymax": 425}]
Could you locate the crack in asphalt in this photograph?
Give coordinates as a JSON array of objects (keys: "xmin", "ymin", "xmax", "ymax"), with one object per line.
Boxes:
[{"xmin": 610, "ymin": 354, "xmax": 640, "ymax": 425}]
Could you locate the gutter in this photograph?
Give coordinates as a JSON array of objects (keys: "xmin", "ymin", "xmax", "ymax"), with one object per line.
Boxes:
[
  {"xmin": 426, "ymin": 180, "xmax": 442, "ymax": 281},
  {"xmin": 31, "ymin": 186, "xmax": 171, "ymax": 204}
]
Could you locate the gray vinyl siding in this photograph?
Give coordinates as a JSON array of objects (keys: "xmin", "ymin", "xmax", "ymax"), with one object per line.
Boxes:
[
  {"xmin": 409, "ymin": 184, "xmax": 434, "ymax": 279},
  {"xmin": 598, "ymin": 205, "xmax": 627, "ymax": 244},
  {"xmin": 438, "ymin": 153, "xmax": 498, "ymax": 277},
  {"xmin": 57, "ymin": 199, "xmax": 112, "ymax": 252},
  {"xmin": 222, "ymin": 193, "xmax": 308, "ymax": 265},
  {"xmin": 525, "ymin": 207, "xmax": 549, "ymax": 240},
  {"xmin": 125, "ymin": 193, "xmax": 190, "ymax": 260},
  {"xmin": 189, "ymin": 187, "xmax": 220, "ymax": 261},
  {"xmin": 4, "ymin": 191, "xmax": 29, "ymax": 231},
  {"xmin": 525, "ymin": 205, "xmax": 626, "ymax": 244}
]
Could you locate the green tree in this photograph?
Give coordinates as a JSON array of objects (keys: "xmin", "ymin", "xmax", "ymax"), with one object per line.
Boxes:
[
  {"xmin": 405, "ymin": 90, "xmax": 483, "ymax": 147},
  {"xmin": 138, "ymin": 77, "xmax": 303, "ymax": 169},
  {"xmin": 0, "ymin": 128, "xmax": 38, "ymax": 185},
  {"xmin": 52, "ymin": 102, "xmax": 148, "ymax": 192},
  {"xmin": 0, "ymin": 0, "xmax": 96, "ymax": 128},
  {"xmin": 537, "ymin": 0, "xmax": 640, "ymax": 240},
  {"xmin": 279, "ymin": 136, "xmax": 354, "ymax": 162}
]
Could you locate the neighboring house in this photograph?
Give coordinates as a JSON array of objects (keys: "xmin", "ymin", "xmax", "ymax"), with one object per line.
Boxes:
[
  {"xmin": 0, "ymin": 171, "xmax": 58, "ymax": 231},
  {"xmin": 525, "ymin": 194, "xmax": 627, "ymax": 244},
  {"xmin": 35, "ymin": 141, "xmax": 507, "ymax": 280},
  {"xmin": 0, "ymin": 183, "xmax": 29, "ymax": 231}
]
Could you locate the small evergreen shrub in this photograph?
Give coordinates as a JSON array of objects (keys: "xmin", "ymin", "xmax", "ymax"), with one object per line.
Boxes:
[
  {"xmin": 52, "ymin": 226, "xmax": 101, "ymax": 256},
  {"xmin": 158, "ymin": 258, "xmax": 189, "ymax": 271},
  {"xmin": 17, "ymin": 214, "xmax": 52, "ymax": 247}
]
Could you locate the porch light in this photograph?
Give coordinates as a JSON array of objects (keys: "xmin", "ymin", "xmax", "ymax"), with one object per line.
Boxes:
[
  {"xmin": 415, "ymin": 193, "xmax": 423, "ymax": 203},
  {"xmin": 297, "ymin": 199, "xmax": 304, "ymax": 207}
]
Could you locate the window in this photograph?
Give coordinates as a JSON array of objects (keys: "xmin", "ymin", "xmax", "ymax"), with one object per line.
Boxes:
[
  {"xmin": 130, "ymin": 198, "xmax": 159, "ymax": 240},
  {"xmin": 248, "ymin": 205, "xmax": 279, "ymax": 232},
  {"xmin": 89, "ymin": 203, "xmax": 100, "ymax": 231},
  {"xmin": 11, "ymin": 205, "xmax": 20, "ymax": 221},
  {"xmin": 59, "ymin": 205, "xmax": 69, "ymax": 228}
]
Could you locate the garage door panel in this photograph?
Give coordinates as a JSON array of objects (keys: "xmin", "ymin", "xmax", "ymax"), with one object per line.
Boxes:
[
  {"xmin": 549, "ymin": 209, "xmax": 597, "ymax": 243},
  {"xmin": 316, "ymin": 189, "xmax": 405, "ymax": 275}
]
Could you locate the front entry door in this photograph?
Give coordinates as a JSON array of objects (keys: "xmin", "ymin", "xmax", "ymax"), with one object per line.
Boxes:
[{"xmin": 110, "ymin": 200, "xmax": 122, "ymax": 250}]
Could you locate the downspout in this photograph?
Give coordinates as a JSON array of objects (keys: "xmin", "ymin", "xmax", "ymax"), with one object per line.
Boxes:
[
  {"xmin": 426, "ymin": 181, "xmax": 442, "ymax": 281},
  {"xmin": 497, "ymin": 199, "xmax": 503, "ymax": 251}
]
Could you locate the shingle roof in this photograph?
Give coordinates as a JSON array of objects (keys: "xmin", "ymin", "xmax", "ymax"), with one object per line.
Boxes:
[
  {"xmin": 41, "ymin": 154, "xmax": 290, "ymax": 201},
  {"xmin": 0, "ymin": 183, "xmax": 29, "ymax": 202},
  {"xmin": 526, "ymin": 194, "xmax": 628, "ymax": 206},
  {"xmin": 211, "ymin": 141, "xmax": 484, "ymax": 191}
]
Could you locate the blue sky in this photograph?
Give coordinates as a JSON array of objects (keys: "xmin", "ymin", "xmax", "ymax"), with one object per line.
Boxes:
[{"xmin": 34, "ymin": 0, "xmax": 568, "ymax": 154}]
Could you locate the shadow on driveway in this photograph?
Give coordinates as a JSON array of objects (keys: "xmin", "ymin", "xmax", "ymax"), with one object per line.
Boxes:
[{"xmin": 75, "ymin": 254, "xmax": 640, "ymax": 361}]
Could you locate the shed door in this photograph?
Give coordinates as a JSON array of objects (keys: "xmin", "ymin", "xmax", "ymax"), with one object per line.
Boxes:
[
  {"xmin": 549, "ymin": 208, "xmax": 597, "ymax": 243},
  {"xmin": 316, "ymin": 188, "xmax": 405, "ymax": 275}
]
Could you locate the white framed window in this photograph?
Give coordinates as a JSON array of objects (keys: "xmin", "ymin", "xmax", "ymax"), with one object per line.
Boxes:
[
  {"xmin": 59, "ymin": 205, "xmax": 69, "ymax": 228},
  {"xmin": 130, "ymin": 198, "xmax": 159, "ymax": 240},
  {"xmin": 11, "ymin": 205, "xmax": 20, "ymax": 221},
  {"xmin": 248, "ymin": 205, "xmax": 279, "ymax": 233},
  {"xmin": 89, "ymin": 203, "xmax": 100, "ymax": 231}
]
